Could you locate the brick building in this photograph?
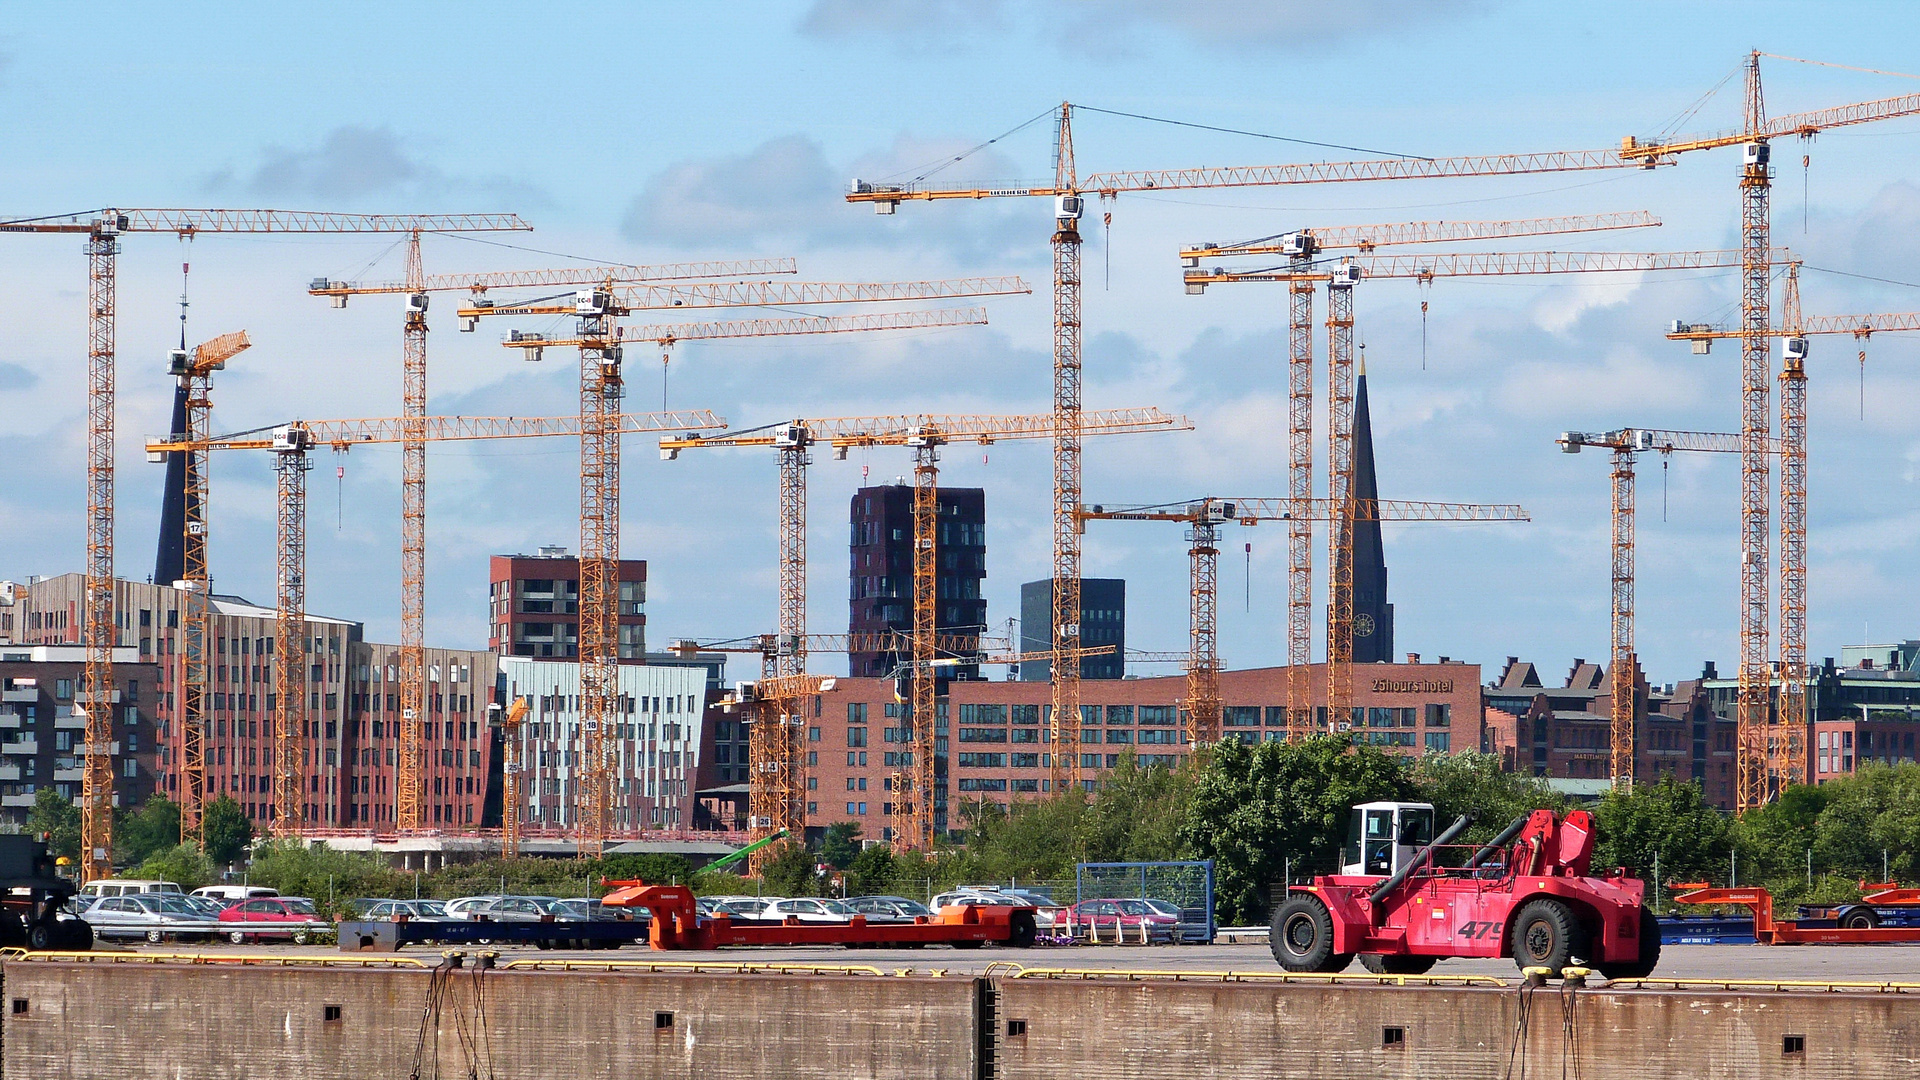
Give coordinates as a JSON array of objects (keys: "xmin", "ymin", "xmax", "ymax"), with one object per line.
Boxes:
[
  {"xmin": 848, "ymin": 484, "xmax": 987, "ymax": 678},
  {"xmin": 1481, "ymin": 656, "xmax": 1738, "ymax": 807},
  {"xmin": 793, "ymin": 661, "xmax": 1481, "ymax": 842},
  {"xmin": 488, "ymin": 547, "xmax": 647, "ymax": 661},
  {"xmin": 341, "ymin": 644, "xmax": 500, "ymax": 829},
  {"xmin": 1700, "ymin": 647, "xmax": 1920, "ymax": 784},
  {"xmin": 0, "ymin": 645, "xmax": 159, "ymax": 823}
]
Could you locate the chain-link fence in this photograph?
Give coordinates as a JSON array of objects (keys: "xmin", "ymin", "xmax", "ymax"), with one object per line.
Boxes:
[{"xmin": 1075, "ymin": 861, "xmax": 1215, "ymax": 942}]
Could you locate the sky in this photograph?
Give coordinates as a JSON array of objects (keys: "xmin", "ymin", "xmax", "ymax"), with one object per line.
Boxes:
[{"xmin": 5, "ymin": 2, "xmax": 1920, "ymax": 687}]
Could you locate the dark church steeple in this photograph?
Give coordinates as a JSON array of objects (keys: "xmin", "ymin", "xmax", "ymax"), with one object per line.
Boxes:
[{"xmin": 1343, "ymin": 359, "xmax": 1393, "ymax": 663}]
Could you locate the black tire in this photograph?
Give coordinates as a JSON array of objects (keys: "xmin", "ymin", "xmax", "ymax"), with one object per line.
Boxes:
[
  {"xmin": 1841, "ymin": 907, "xmax": 1879, "ymax": 930},
  {"xmin": 1007, "ymin": 909, "xmax": 1038, "ymax": 949},
  {"xmin": 952, "ymin": 939, "xmax": 985, "ymax": 950},
  {"xmin": 27, "ymin": 922, "xmax": 54, "ymax": 952},
  {"xmin": 1509, "ymin": 898, "xmax": 1588, "ymax": 974},
  {"xmin": 59, "ymin": 921, "xmax": 93, "ymax": 952},
  {"xmin": 1598, "ymin": 908, "xmax": 1662, "ymax": 981},
  {"xmin": 146, "ymin": 929, "xmax": 165, "ymax": 945},
  {"xmin": 534, "ymin": 939, "xmax": 552, "ymax": 951},
  {"xmin": 1269, "ymin": 894, "xmax": 1353, "ymax": 974},
  {"xmin": 1359, "ymin": 952, "xmax": 1437, "ymax": 975},
  {"xmin": 228, "ymin": 930, "xmax": 247, "ymax": 945},
  {"xmin": 292, "ymin": 930, "xmax": 311, "ymax": 946}
]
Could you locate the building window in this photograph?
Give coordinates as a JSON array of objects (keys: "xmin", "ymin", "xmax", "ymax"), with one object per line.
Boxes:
[
  {"xmin": 847, "ymin": 703, "xmax": 867, "ymax": 724},
  {"xmin": 808, "ymin": 726, "xmax": 821, "ymax": 742},
  {"xmin": 847, "ymin": 727, "xmax": 868, "ymax": 747},
  {"xmin": 1224, "ymin": 707, "xmax": 1260, "ymax": 728},
  {"xmin": 1425, "ymin": 704, "xmax": 1451, "ymax": 728},
  {"xmin": 1009, "ymin": 705, "xmax": 1040, "ymax": 726},
  {"xmin": 1138, "ymin": 706, "xmax": 1176, "ymax": 726},
  {"xmin": 1106, "ymin": 729, "xmax": 1132, "ymax": 745},
  {"xmin": 958, "ymin": 728, "xmax": 1007, "ymax": 743},
  {"xmin": 1424, "ymin": 732, "xmax": 1451, "ymax": 753},
  {"xmin": 956, "ymin": 753, "xmax": 1007, "ymax": 768}
]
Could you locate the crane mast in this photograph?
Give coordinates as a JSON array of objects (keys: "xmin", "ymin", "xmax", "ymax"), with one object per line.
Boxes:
[
  {"xmin": 1049, "ymin": 103, "xmax": 1085, "ymax": 794},
  {"xmin": 1735, "ymin": 53, "xmax": 1775, "ymax": 812},
  {"xmin": 273, "ymin": 437, "xmax": 311, "ymax": 835}
]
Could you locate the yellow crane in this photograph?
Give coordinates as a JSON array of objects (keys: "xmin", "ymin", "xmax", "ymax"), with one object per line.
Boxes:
[
  {"xmin": 662, "ymin": 408, "xmax": 1188, "ymax": 857},
  {"xmin": 1667, "ymin": 266, "xmax": 1920, "ymax": 791},
  {"xmin": 1078, "ymin": 497, "xmax": 1527, "ymax": 746},
  {"xmin": 487, "ymin": 697, "xmax": 531, "ymax": 857},
  {"xmin": 1178, "ymin": 212, "xmax": 1662, "ymax": 727},
  {"xmin": 1183, "ymin": 245, "xmax": 1787, "ymax": 753},
  {"xmin": 146, "ymin": 409, "xmax": 726, "ymax": 838},
  {"xmin": 848, "ymin": 103, "xmax": 1679, "ymax": 795},
  {"xmin": 0, "ymin": 208, "xmax": 528, "ymax": 881},
  {"xmin": 460, "ymin": 275, "xmax": 1031, "ymax": 860},
  {"xmin": 1617, "ymin": 52, "xmax": 1920, "ymax": 809},
  {"xmin": 1557, "ymin": 429, "xmax": 1783, "ymax": 791},
  {"xmin": 161, "ymin": 330, "xmax": 251, "ymax": 845},
  {"xmin": 308, "ymin": 256, "xmax": 789, "ymax": 834}
]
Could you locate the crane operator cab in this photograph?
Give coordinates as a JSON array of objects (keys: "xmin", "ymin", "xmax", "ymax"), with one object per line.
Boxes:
[{"xmin": 1341, "ymin": 802, "xmax": 1436, "ymax": 878}]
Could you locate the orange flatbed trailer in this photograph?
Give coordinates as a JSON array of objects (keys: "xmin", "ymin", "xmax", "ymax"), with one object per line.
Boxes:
[
  {"xmin": 1673, "ymin": 882, "xmax": 1920, "ymax": 944},
  {"xmin": 599, "ymin": 882, "xmax": 1038, "ymax": 950}
]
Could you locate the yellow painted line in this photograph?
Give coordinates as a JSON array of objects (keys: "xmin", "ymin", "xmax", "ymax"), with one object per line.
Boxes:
[
  {"xmin": 2, "ymin": 950, "xmax": 430, "ymax": 969},
  {"xmin": 499, "ymin": 959, "xmax": 891, "ymax": 977},
  {"xmin": 1606, "ymin": 977, "xmax": 1920, "ymax": 993},
  {"xmin": 994, "ymin": 966, "xmax": 1510, "ymax": 987}
]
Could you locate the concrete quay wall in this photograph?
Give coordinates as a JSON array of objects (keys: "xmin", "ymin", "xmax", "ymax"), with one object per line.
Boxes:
[{"xmin": 4, "ymin": 958, "xmax": 1918, "ymax": 1080}]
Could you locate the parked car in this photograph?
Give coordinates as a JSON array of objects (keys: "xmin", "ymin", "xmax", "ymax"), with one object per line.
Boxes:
[
  {"xmin": 359, "ymin": 899, "xmax": 452, "ymax": 922},
  {"xmin": 1067, "ymin": 898, "xmax": 1178, "ymax": 943},
  {"xmin": 846, "ymin": 895, "xmax": 932, "ymax": 922},
  {"xmin": 78, "ymin": 879, "xmax": 184, "ymax": 901},
  {"xmin": 445, "ymin": 896, "xmax": 506, "ymax": 920},
  {"xmin": 766, "ymin": 898, "xmax": 859, "ymax": 924},
  {"xmin": 178, "ymin": 894, "xmax": 231, "ymax": 919},
  {"xmin": 84, "ymin": 894, "xmax": 221, "ymax": 943},
  {"xmin": 1140, "ymin": 897, "xmax": 1210, "ymax": 943},
  {"xmin": 470, "ymin": 896, "xmax": 576, "ymax": 923},
  {"xmin": 194, "ymin": 885, "xmax": 278, "ymax": 903},
  {"xmin": 557, "ymin": 898, "xmax": 643, "ymax": 922},
  {"xmin": 217, "ymin": 896, "xmax": 331, "ymax": 944},
  {"xmin": 710, "ymin": 897, "xmax": 782, "ymax": 923}
]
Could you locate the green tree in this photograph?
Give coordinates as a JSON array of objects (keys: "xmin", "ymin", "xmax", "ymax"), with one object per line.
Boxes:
[
  {"xmin": 845, "ymin": 844, "xmax": 898, "ymax": 897},
  {"xmin": 1808, "ymin": 764, "xmax": 1920, "ymax": 880},
  {"xmin": 1408, "ymin": 751, "xmax": 1566, "ymax": 846},
  {"xmin": 131, "ymin": 843, "xmax": 217, "ymax": 890},
  {"xmin": 1179, "ymin": 735, "xmax": 1415, "ymax": 924},
  {"xmin": 116, "ymin": 795, "xmax": 182, "ymax": 867},
  {"xmin": 27, "ymin": 788, "xmax": 80, "ymax": 860},
  {"xmin": 819, "ymin": 822, "xmax": 863, "ymax": 870},
  {"xmin": 758, "ymin": 841, "xmax": 826, "ymax": 897},
  {"xmin": 201, "ymin": 796, "xmax": 254, "ymax": 866},
  {"xmin": 1593, "ymin": 775, "xmax": 1735, "ymax": 887},
  {"xmin": 1083, "ymin": 751, "xmax": 1192, "ymax": 863},
  {"xmin": 247, "ymin": 841, "xmax": 408, "ymax": 917},
  {"xmin": 1733, "ymin": 780, "xmax": 1830, "ymax": 883}
]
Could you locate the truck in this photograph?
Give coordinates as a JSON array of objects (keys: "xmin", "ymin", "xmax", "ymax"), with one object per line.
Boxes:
[
  {"xmin": 1269, "ymin": 802, "xmax": 1659, "ymax": 978},
  {"xmin": 0, "ymin": 835, "xmax": 93, "ymax": 951}
]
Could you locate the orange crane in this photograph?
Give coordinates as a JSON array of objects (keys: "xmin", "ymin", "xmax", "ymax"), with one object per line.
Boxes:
[
  {"xmin": 458, "ymin": 277, "xmax": 1029, "ymax": 858},
  {"xmin": 146, "ymin": 409, "xmax": 725, "ymax": 838},
  {"xmin": 1668, "ymin": 267, "xmax": 1920, "ymax": 791},
  {"xmin": 662, "ymin": 408, "xmax": 1187, "ymax": 855},
  {"xmin": 488, "ymin": 697, "xmax": 531, "ymax": 857},
  {"xmin": 0, "ymin": 208, "xmax": 527, "ymax": 881},
  {"xmin": 1556, "ymin": 429, "xmax": 1784, "ymax": 790},
  {"xmin": 1179, "ymin": 212, "xmax": 1661, "ymax": 726},
  {"xmin": 1183, "ymin": 246, "xmax": 1782, "ymax": 739},
  {"xmin": 847, "ymin": 104, "xmax": 1684, "ymax": 793},
  {"xmin": 1617, "ymin": 52, "xmax": 1920, "ymax": 809},
  {"xmin": 161, "ymin": 330, "xmax": 251, "ymax": 846},
  {"xmin": 1078, "ymin": 497, "xmax": 1527, "ymax": 745},
  {"xmin": 308, "ymin": 256, "xmax": 789, "ymax": 835}
]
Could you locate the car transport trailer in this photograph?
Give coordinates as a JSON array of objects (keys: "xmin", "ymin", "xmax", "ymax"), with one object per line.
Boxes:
[
  {"xmin": 1673, "ymin": 882, "xmax": 1920, "ymax": 944},
  {"xmin": 599, "ymin": 882, "xmax": 1039, "ymax": 950}
]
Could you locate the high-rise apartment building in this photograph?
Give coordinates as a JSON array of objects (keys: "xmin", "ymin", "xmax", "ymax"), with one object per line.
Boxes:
[
  {"xmin": 489, "ymin": 547, "xmax": 647, "ymax": 662},
  {"xmin": 1019, "ymin": 578, "xmax": 1125, "ymax": 681},
  {"xmin": 848, "ymin": 484, "xmax": 986, "ymax": 678}
]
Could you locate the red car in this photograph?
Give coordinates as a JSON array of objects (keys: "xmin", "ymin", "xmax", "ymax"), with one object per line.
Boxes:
[
  {"xmin": 216, "ymin": 896, "xmax": 330, "ymax": 944},
  {"xmin": 1068, "ymin": 899, "xmax": 1178, "ymax": 943}
]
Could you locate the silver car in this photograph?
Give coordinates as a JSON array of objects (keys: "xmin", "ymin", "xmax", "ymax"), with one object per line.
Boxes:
[{"xmin": 85, "ymin": 894, "xmax": 222, "ymax": 943}]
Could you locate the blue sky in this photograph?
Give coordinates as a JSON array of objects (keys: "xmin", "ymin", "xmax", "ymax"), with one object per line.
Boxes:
[{"xmin": 5, "ymin": 2, "xmax": 1920, "ymax": 685}]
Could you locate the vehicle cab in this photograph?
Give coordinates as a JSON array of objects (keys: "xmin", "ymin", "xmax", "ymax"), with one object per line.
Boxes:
[{"xmin": 1341, "ymin": 802, "xmax": 1436, "ymax": 878}]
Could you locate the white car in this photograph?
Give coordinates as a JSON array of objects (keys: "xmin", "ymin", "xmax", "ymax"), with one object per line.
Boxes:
[
  {"xmin": 444, "ymin": 896, "xmax": 506, "ymax": 920},
  {"xmin": 766, "ymin": 898, "xmax": 858, "ymax": 924}
]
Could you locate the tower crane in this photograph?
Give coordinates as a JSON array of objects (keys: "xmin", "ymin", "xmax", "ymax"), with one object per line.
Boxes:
[
  {"xmin": 1668, "ymin": 267, "xmax": 1920, "ymax": 790},
  {"xmin": 486, "ymin": 697, "xmax": 531, "ymax": 858},
  {"xmin": 847, "ymin": 105, "xmax": 1675, "ymax": 795},
  {"xmin": 1184, "ymin": 246, "xmax": 1779, "ymax": 738},
  {"xmin": 146, "ymin": 408, "xmax": 726, "ymax": 838},
  {"xmin": 0, "ymin": 208, "xmax": 527, "ymax": 881},
  {"xmin": 458, "ymin": 275, "xmax": 1030, "ymax": 859},
  {"xmin": 1616, "ymin": 51, "xmax": 1920, "ymax": 809},
  {"xmin": 662, "ymin": 407, "xmax": 1188, "ymax": 856},
  {"xmin": 1558, "ymin": 429, "xmax": 1782, "ymax": 792},
  {"xmin": 1180, "ymin": 212, "xmax": 1661, "ymax": 725},
  {"xmin": 163, "ymin": 330, "xmax": 251, "ymax": 846},
  {"xmin": 856, "ymin": 105, "xmax": 1681, "ymax": 787},
  {"xmin": 1078, "ymin": 497, "xmax": 1527, "ymax": 745},
  {"xmin": 309, "ymin": 255, "xmax": 790, "ymax": 835}
]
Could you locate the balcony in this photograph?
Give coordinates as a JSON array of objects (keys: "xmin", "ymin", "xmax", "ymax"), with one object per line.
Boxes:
[
  {"xmin": 71, "ymin": 690, "xmax": 122, "ymax": 706},
  {"xmin": 0, "ymin": 765, "xmax": 21, "ymax": 781},
  {"xmin": 0, "ymin": 713, "xmax": 19, "ymax": 729},
  {"xmin": 0, "ymin": 794, "xmax": 34, "ymax": 808},
  {"xmin": 52, "ymin": 768, "xmax": 82, "ymax": 783},
  {"xmin": 1, "ymin": 688, "xmax": 36, "ymax": 703},
  {"xmin": 54, "ymin": 710, "xmax": 87, "ymax": 730},
  {"xmin": 1, "ymin": 740, "xmax": 38, "ymax": 756},
  {"xmin": 75, "ymin": 742, "xmax": 120, "ymax": 757}
]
